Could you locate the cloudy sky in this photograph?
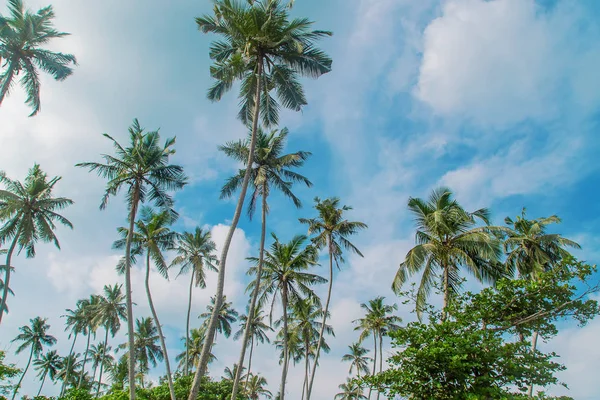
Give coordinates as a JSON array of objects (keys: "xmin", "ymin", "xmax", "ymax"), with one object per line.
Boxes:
[{"xmin": 1, "ymin": 0, "xmax": 600, "ymax": 398}]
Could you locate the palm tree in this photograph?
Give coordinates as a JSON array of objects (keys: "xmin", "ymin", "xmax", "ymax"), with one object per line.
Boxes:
[
  {"xmin": 56, "ymin": 353, "xmax": 82, "ymax": 393},
  {"xmin": 78, "ymin": 295, "xmax": 101, "ymax": 389},
  {"xmin": 119, "ymin": 317, "xmax": 163, "ymax": 388},
  {"xmin": 175, "ymin": 328, "xmax": 217, "ymax": 372},
  {"xmin": 106, "ymin": 355, "xmax": 128, "ymax": 391},
  {"xmin": 335, "ymin": 378, "xmax": 367, "ymax": 400},
  {"xmin": 245, "ymin": 373, "xmax": 272, "ymax": 400},
  {"xmin": 0, "ymin": 0, "xmax": 77, "ymax": 115},
  {"xmin": 502, "ymin": 209, "xmax": 579, "ymax": 397},
  {"xmin": 341, "ymin": 343, "xmax": 371, "ymax": 378},
  {"xmin": 249, "ymin": 233, "xmax": 324, "ymax": 400},
  {"xmin": 171, "ymin": 227, "xmax": 217, "ymax": 375},
  {"xmin": 221, "ymin": 127, "xmax": 312, "ymax": 398},
  {"xmin": 354, "ymin": 297, "xmax": 400, "ymax": 400},
  {"xmin": 92, "ymin": 284, "xmax": 126, "ymax": 397},
  {"xmin": 11, "ymin": 317, "xmax": 57, "ymax": 400},
  {"xmin": 77, "ymin": 119, "xmax": 187, "ymax": 400},
  {"xmin": 392, "ymin": 187, "xmax": 504, "ymax": 319},
  {"xmin": 199, "ymin": 296, "xmax": 239, "ymax": 340},
  {"xmin": 300, "ymin": 197, "xmax": 367, "ymax": 399},
  {"xmin": 114, "ymin": 207, "xmax": 177, "ymax": 400},
  {"xmin": 61, "ymin": 300, "xmax": 89, "ymax": 395},
  {"xmin": 222, "ymin": 364, "xmax": 247, "ymax": 383},
  {"xmin": 233, "ymin": 308, "xmax": 273, "ymax": 388},
  {"xmin": 33, "ymin": 350, "xmax": 63, "ymax": 396},
  {"xmin": 191, "ymin": 2, "xmax": 331, "ymax": 395},
  {"xmin": 88, "ymin": 343, "xmax": 113, "ymax": 393},
  {"xmin": 0, "ymin": 164, "xmax": 73, "ymax": 324}
]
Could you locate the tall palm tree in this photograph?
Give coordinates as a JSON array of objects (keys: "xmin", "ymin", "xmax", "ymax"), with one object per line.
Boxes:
[
  {"xmin": 392, "ymin": 187, "xmax": 504, "ymax": 319},
  {"xmin": 88, "ymin": 343, "xmax": 113, "ymax": 392},
  {"xmin": 199, "ymin": 296, "xmax": 239, "ymax": 340},
  {"xmin": 502, "ymin": 209, "xmax": 579, "ymax": 397},
  {"xmin": 341, "ymin": 343, "xmax": 371, "ymax": 378},
  {"xmin": 92, "ymin": 284, "xmax": 126, "ymax": 398},
  {"xmin": 106, "ymin": 355, "xmax": 128, "ymax": 391},
  {"xmin": 171, "ymin": 228, "xmax": 217, "ymax": 376},
  {"xmin": 249, "ymin": 233, "xmax": 324, "ymax": 400},
  {"xmin": 56, "ymin": 353, "xmax": 82, "ymax": 393},
  {"xmin": 77, "ymin": 119, "xmax": 187, "ymax": 400},
  {"xmin": 175, "ymin": 328, "xmax": 217, "ymax": 372},
  {"xmin": 334, "ymin": 378, "xmax": 367, "ymax": 400},
  {"xmin": 191, "ymin": 2, "xmax": 331, "ymax": 395},
  {"xmin": 233, "ymin": 308, "xmax": 273, "ymax": 388},
  {"xmin": 354, "ymin": 297, "xmax": 400, "ymax": 400},
  {"xmin": 78, "ymin": 295, "xmax": 100, "ymax": 389},
  {"xmin": 114, "ymin": 207, "xmax": 177, "ymax": 400},
  {"xmin": 222, "ymin": 364, "xmax": 247, "ymax": 383},
  {"xmin": 119, "ymin": 317, "xmax": 163, "ymax": 389},
  {"xmin": 0, "ymin": 164, "xmax": 73, "ymax": 324},
  {"xmin": 221, "ymin": 126, "xmax": 312, "ymax": 398},
  {"xmin": 33, "ymin": 350, "xmax": 63, "ymax": 396},
  {"xmin": 245, "ymin": 373, "xmax": 272, "ymax": 400},
  {"xmin": 61, "ymin": 300, "xmax": 89, "ymax": 395},
  {"xmin": 11, "ymin": 317, "xmax": 57, "ymax": 400},
  {"xmin": 300, "ymin": 197, "xmax": 367, "ymax": 399},
  {"xmin": 0, "ymin": 0, "xmax": 77, "ymax": 115}
]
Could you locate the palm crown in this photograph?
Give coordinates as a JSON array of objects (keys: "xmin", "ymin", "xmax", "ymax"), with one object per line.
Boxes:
[
  {"xmin": 93, "ymin": 284, "xmax": 127, "ymax": 337},
  {"xmin": 12, "ymin": 316, "xmax": 56, "ymax": 356},
  {"xmin": 341, "ymin": 343, "xmax": 371, "ymax": 377},
  {"xmin": 200, "ymin": 296, "xmax": 239, "ymax": 339},
  {"xmin": 172, "ymin": 227, "xmax": 218, "ymax": 289},
  {"xmin": 0, "ymin": 0, "xmax": 77, "ymax": 115}
]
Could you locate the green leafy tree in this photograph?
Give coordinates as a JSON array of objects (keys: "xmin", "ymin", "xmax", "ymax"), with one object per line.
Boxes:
[
  {"xmin": 191, "ymin": 2, "xmax": 331, "ymax": 396},
  {"xmin": 0, "ymin": 350, "xmax": 20, "ymax": 396},
  {"xmin": 221, "ymin": 127, "xmax": 311, "ymax": 397},
  {"xmin": 300, "ymin": 197, "xmax": 367, "ymax": 399},
  {"xmin": 393, "ymin": 187, "xmax": 504, "ymax": 319},
  {"xmin": 199, "ymin": 296, "xmax": 239, "ymax": 340},
  {"xmin": 335, "ymin": 378, "xmax": 367, "ymax": 400},
  {"xmin": 170, "ymin": 228, "xmax": 217, "ymax": 375},
  {"xmin": 0, "ymin": 164, "xmax": 73, "ymax": 323},
  {"xmin": 341, "ymin": 343, "xmax": 371, "ymax": 378},
  {"xmin": 11, "ymin": 317, "xmax": 57, "ymax": 400},
  {"xmin": 77, "ymin": 119, "xmax": 187, "ymax": 400},
  {"xmin": 245, "ymin": 373, "xmax": 272, "ymax": 400},
  {"xmin": 175, "ymin": 329, "xmax": 217, "ymax": 372},
  {"xmin": 0, "ymin": 0, "xmax": 76, "ymax": 115},
  {"xmin": 114, "ymin": 207, "xmax": 177, "ymax": 400},
  {"xmin": 33, "ymin": 350, "xmax": 63, "ymax": 396},
  {"xmin": 233, "ymin": 308, "xmax": 272, "ymax": 388}
]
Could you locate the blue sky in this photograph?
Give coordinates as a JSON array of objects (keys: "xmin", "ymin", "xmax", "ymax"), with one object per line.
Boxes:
[{"xmin": 1, "ymin": 0, "xmax": 600, "ymax": 398}]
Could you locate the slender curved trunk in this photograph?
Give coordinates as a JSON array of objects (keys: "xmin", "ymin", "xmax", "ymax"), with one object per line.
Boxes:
[
  {"xmin": 368, "ymin": 333, "xmax": 377, "ymax": 400},
  {"xmin": 307, "ymin": 235, "xmax": 333, "ymax": 400},
  {"xmin": 189, "ymin": 56, "xmax": 264, "ymax": 400},
  {"xmin": 279, "ymin": 286, "xmax": 290, "ymax": 400},
  {"xmin": 37, "ymin": 372, "xmax": 47, "ymax": 396},
  {"xmin": 95, "ymin": 328, "xmax": 110, "ymax": 398},
  {"xmin": 527, "ymin": 331, "xmax": 540, "ymax": 398},
  {"xmin": 231, "ymin": 185, "xmax": 268, "ymax": 400},
  {"xmin": 0, "ymin": 226, "xmax": 22, "ymax": 324},
  {"xmin": 61, "ymin": 333, "xmax": 78, "ymax": 396},
  {"xmin": 376, "ymin": 332, "xmax": 383, "ymax": 400},
  {"xmin": 12, "ymin": 345, "xmax": 34, "ymax": 400},
  {"xmin": 303, "ymin": 337, "xmax": 310, "ymax": 400},
  {"xmin": 245, "ymin": 336, "xmax": 255, "ymax": 389},
  {"xmin": 91, "ymin": 362, "xmax": 99, "ymax": 390},
  {"xmin": 78, "ymin": 333, "xmax": 92, "ymax": 388},
  {"xmin": 145, "ymin": 252, "xmax": 176, "ymax": 400},
  {"xmin": 442, "ymin": 264, "xmax": 449, "ymax": 321},
  {"xmin": 124, "ymin": 186, "xmax": 140, "ymax": 400},
  {"xmin": 185, "ymin": 273, "xmax": 194, "ymax": 376}
]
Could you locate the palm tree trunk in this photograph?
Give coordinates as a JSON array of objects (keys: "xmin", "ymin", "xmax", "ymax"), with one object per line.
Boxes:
[
  {"xmin": 279, "ymin": 286, "xmax": 290, "ymax": 400},
  {"xmin": 188, "ymin": 56, "xmax": 264, "ymax": 400},
  {"xmin": 0, "ymin": 227, "xmax": 22, "ymax": 325},
  {"xmin": 376, "ymin": 332, "xmax": 383, "ymax": 400},
  {"xmin": 12, "ymin": 345, "xmax": 34, "ymax": 400},
  {"xmin": 185, "ymin": 272, "xmax": 194, "ymax": 376},
  {"xmin": 231, "ymin": 185, "xmax": 268, "ymax": 400},
  {"xmin": 61, "ymin": 332, "xmax": 78, "ymax": 396},
  {"xmin": 78, "ymin": 333, "xmax": 92, "ymax": 388},
  {"xmin": 442, "ymin": 264, "xmax": 449, "ymax": 321},
  {"xmin": 368, "ymin": 334, "xmax": 377, "ymax": 400},
  {"xmin": 245, "ymin": 336, "xmax": 254, "ymax": 389},
  {"xmin": 124, "ymin": 187, "xmax": 140, "ymax": 400},
  {"xmin": 145, "ymin": 252, "xmax": 176, "ymax": 400},
  {"xmin": 96, "ymin": 328, "xmax": 110, "ymax": 398},
  {"xmin": 307, "ymin": 235, "xmax": 333, "ymax": 400},
  {"xmin": 303, "ymin": 338, "xmax": 310, "ymax": 400},
  {"xmin": 37, "ymin": 371, "xmax": 47, "ymax": 396},
  {"xmin": 91, "ymin": 362, "xmax": 98, "ymax": 390},
  {"xmin": 527, "ymin": 331, "xmax": 539, "ymax": 398}
]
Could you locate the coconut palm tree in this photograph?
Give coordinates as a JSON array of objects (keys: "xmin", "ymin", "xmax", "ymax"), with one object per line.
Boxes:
[
  {"xmin": 106, "ymin": 355, "xmax": 128, "ymax": 391},
  {"xmin": 300, "ymin": 197, "xmax": 367, "ymax": 399},
  {"xmin": 0, "ymin": 0, "xmax": 77, "ymax": 115},
  {"xmin": 222, "ymin": 364, "xmax": 247, "ymax": 383},
  {"xmin": 56, "ymin": 353, "xmax": 82, "ymax": 393},
  {"xmin": 78, "ymin": 295, "xmax": 101, "ymax": 389},
  {"xmin": 118, "ymin": 317, "xmax": 163, "ymax": 389},
  {"xmin": 191, "ymin": 2, "xmax": 331, "ymax": 394},
  {"xmin": 245, "ymin": 373, "xmax": 272, "ymax": 400},
  {"xmin": 221, "ymin": 127, "xmax": 312, "ymax": 398},
  {"xmin": 114, "ymin": 207, "xmax": 177, "ymax": 400},
  {"xmin": 233, "ymin": 307, "xmax": 273, "ymax": 387},
  {"xmin": 175, "ymin": 328, "xmax": 217, "ymax": 372},
  {"xmin": 199, "ymin": 296, "xmax": 239, "ymax": 340},
  {"xmin": 335, "ymin": 378, "xmax": 367, "ymax": 400},
  {"xmin": 354, "ymin": 297, "xmax": 400, "ymax": 400},
  {"xmin": 33, "ymin": 350, "xmax": 63, "ymax": 396},
  {"xmin": 77, "ymin": 119, "xmax": 187, "ymax": 400},
  {"xmin": 249, "ymin": 233, "xmax": 324, "ymax": 400},
  {"xmin": 92, "ymin": 284, "xmax": 126, "ymax": 397},
  {"xmin": 0, "ymin": 164, "xmax": 73, "ymax": 324},
  {"xmin": 392, "ymin": 187, "xmax": 504, "ymax": 319},
  {"xmin": 88, "ymin": 343, "xmax": 113, "ymax": 393},
  {"xmin": 341, "ymin": 343, "xmax": 371, "ymax": 379},
  {"xmin": 171, "ymin": 227, "xmax": 218, "ymax": 375},
  {"xmin": 61, "ymin": 300, "xmax": 89, "ymax": 395},
  {"xmin": 11, "ymin": 317, "xmax": 56, "ymax": 400}
]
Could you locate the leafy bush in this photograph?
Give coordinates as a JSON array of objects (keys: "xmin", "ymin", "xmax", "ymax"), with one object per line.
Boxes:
[{"xmin": 58, "ymin": 389, "xmax": 93, "ymax": 400}]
